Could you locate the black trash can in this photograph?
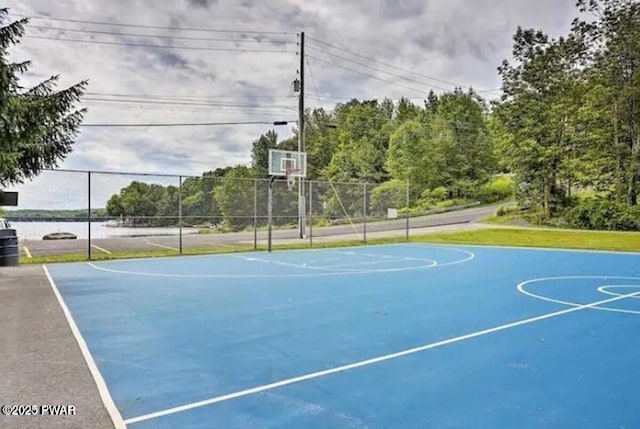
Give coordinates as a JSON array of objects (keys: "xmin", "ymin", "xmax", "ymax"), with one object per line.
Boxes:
[{"xmin": 0, "ymin": 229, "xmax": 19, "ymax": 267}]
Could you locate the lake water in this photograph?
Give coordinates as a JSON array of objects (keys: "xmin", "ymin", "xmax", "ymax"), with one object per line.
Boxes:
[{"xmin": 10, "ymin": 222, "xmax": 200, "ymax": 240}]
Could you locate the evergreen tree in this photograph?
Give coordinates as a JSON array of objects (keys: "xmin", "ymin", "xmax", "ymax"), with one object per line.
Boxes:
[{"xmin": 0, "ymin": 9, "xmax": 87, "ymax": 187}]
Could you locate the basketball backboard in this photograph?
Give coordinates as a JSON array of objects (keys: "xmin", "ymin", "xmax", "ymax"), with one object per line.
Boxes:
[{"xmin": 268, "ymin": 149, "xmax": 307, "ymax": 177}]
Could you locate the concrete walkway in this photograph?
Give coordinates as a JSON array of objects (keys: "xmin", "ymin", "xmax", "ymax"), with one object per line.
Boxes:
[{"xmin": 0, "ymin": 266, "xmax": 113, "ymax": 429}]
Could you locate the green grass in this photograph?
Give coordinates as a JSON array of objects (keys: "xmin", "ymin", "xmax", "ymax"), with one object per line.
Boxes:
[
  {"xmin": 24, "ymin": 244, "xmax": 257, "ymax": 265},
  {"xmin": 412, "ymin": 228, "xmax": 640, "ymax": 252},
  {"xmin": 21, "ymin": 227, "xmax": 640, "ymax": 265},
  {"xmin": 482, "ymin": 214, "xmax": 530, "ymax": 226},
  {"xmin": 196, "ymin": 228, "xmax": 226, "ymax": 235}
]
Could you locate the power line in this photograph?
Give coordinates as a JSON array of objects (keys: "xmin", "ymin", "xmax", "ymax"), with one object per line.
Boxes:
[
  {"xmin": 85, "ymin": 104, "xmax": 298, "ymax": 116},
  {"xmin": 477, "ymin": 87, "xmax": 503, "ymax": 94},
  {"xmin": 305, "ymin": 56, "xmax": 322, "ymax": 100},
  {"xmin": 12, "ymin": 14, "xmax": 294, "ymax": 35},
  {"xmin": 85, "ymin": 92, "xmax": 297, "ymax": 100},
  {"xmin": 23, "ymin": 35, "xmax": 293, "ymax": 53},
  {"xmin": 307, "ymin": 35, "xmax": 486, "ymax": 91},
  {"xmin": 82, "ymin": 97, "xmax": 296, "ymax": 110},
  {"xmin": 308, "ymin": 95, "xmax": 428, "ymax": 101},
  {"xmin": 307, "ymin": 44, "xmax": 450, "ymax": 92},
  {"xmin": 28, "ymin": 25, "xmax": 296, "ymax": 44},
  {"xmin": 307, "ymin": 55, "xmax": 432, "ymax": 96},
  {"xmin": 80, "ymin": 120, "xmax": 298, "ymax": 128}
]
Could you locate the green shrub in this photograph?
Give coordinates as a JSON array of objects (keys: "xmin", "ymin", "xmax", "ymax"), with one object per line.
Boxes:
[
  {"xmin": 478, "ymin": 176, "xmax": 514, "ymax": 204},
  {"xmin": 522, "ymin": 209, "xmax": 553, "ymax": 225},
  {"xmin": 369, "ymin": 180, "xmax": 407, "ymax": 216},
  {"xmin": 564, "ymin": 198, "xmax": 640, "ymax": 231},
  {"xmin": 496, "ymin": 204, "xmax": 521, "ymax": 217},
  {"xmin": 313, "ymin": 218, "xmax": 331, "ymax": 227},
  {"xmin": 413, "ymin": 187, "xmax": 448, "ymax": 212},
  {"xmin": 422, "ymin": 186, "xmax": 448, "ymax": 202},
  {"xmin": 436, "ymin": 198, "xmax": 468, "ymax": 209},
  {"xmin": 417, "ymin": 200, "xmax": 436, "ymax": 212}
]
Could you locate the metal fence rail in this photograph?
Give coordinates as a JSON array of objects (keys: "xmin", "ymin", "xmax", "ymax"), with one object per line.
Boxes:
[{"xmin": 4, "ymin": 169, "xmax": 481, "ymax": 261}]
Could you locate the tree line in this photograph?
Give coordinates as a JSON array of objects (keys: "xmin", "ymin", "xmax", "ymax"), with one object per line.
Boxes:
[
  {"xmin": 493, "ymin": 0, "xmax": 640, "ymax": 229},
  {"xmin": 103, "ymin": 91, "xmax": 513, "ymax": 230},
  {"xmin": 5, "ymin": 209, "xmax": 107, "ymax": 221}
]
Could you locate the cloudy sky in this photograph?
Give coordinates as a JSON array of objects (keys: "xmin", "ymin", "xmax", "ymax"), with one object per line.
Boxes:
[{"xmin": 6, "ymin": 0, "xmax": 579, "ymax": 208}]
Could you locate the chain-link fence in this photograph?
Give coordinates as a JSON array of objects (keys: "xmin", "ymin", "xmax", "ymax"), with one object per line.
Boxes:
[{"xmin": 4, "ymin": 169, "xmax": 482, "ymax": 262}]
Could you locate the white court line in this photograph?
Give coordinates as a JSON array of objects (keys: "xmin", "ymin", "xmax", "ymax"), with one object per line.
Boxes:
[
  {"xmin": 518, "ymin": 276, "xmax": 640, "ymax": 316},
  {"xmin": 338, "ymin": 251, "xmax": 404, "ymax": 260},
  {"xmin": 123, "ymin": 288, "xmax": 640, "ymax": 425},
  {"xmin": 230, "ymin": 254, "xmax": 314, "ymax": 269},
  {"xmin": 598, "ymin": 285, "xmax": 640, "ymax": 300},
  {"xmin": 91, "ymin": 244, "xmax": 112, "ymax": 255},
  {"xmin": 321, "ymin": 257, "xmax": 436, "ymax": 269},
  {"xmin": 321, "ymin": 259, "xmax": 413, "ymax": 269},
  {"xmin": 43, "ymin": 266, "xmax": 126, "ymax": 429},
  {"xmin": 336, "ymin": 251, "xmax": 436, "ymax": 263},
  {"xmin": 146, "ymin": 242, "xmax": 179, "ymax": 251},
  {"xmin": 86, "ymin": 247, "xmax": 473, "ymax": 279},
  {"xmin": 76, "ymin": 243, "xmax": 407, "ymax": 266},
  {"xmin": 235, "ymin": 247, "xmax": 465, "ymax": 269},
  {"xmin": 230, "ymin": 254, "xmax": 437, "ymax": 272}
]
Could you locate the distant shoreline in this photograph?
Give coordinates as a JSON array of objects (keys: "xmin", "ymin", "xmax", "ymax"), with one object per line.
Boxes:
[{"xmin": 10, "ymin": 221, "xmax": 200, "ymax": 240}]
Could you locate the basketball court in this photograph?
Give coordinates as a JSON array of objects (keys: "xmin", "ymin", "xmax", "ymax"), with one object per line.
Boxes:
[{"xmin": 44, "ymin": 242, "xmax": 640, "ymax": 428}]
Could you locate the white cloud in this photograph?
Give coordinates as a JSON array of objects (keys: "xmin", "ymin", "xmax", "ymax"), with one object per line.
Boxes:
[{"xmin": 5, "ymin": 0, "xmax": 577, "ymax": 209}]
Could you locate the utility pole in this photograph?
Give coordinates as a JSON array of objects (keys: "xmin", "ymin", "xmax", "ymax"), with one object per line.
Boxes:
[{"xmin": 298, "ymin": 31, "xmax": 305, "ymax": 239}]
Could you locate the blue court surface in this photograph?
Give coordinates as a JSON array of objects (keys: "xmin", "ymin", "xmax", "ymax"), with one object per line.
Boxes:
[{"xmin": 45, "ymin": 243, "xmax": 640, "ymax": 428}]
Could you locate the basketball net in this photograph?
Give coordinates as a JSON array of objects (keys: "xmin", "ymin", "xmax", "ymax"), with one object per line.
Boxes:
[{"xmin": 285, "ymin": 168, "xmax": 299, "ymax": 191}]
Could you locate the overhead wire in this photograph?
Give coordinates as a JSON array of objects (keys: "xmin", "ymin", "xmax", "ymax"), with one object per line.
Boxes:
[
  {"xmin": 308, "ymin": 95, "xmax": 428, "ymax": 101},
  {"xmin": 307, "ymin": 35, "xmax": 502, "ymax": 94},
  {"xmin": 307, "ymin": 55, "xmax": 433, "ymax": 96},
  {"xmin": 28, "ymin": 25, "xmax": 296, "ymax": 44},
  {"xmin": 81, "ymin": 97, "xmax": 296, "ymax": 110},
  {"xmin": 307, "ymin": 44, "xmax": 450, "ymax": 92},
  {"xmin": 80, "ymin": 120, "xmax": 298, "ymax": 127},
  {"xmin": 12, "ymin": 14, "xmax": 495, "ymax": 131},
  {"xmin": 22, "ymin": 35, "xmax": 293, "ymax": 53},
  {"xmin": 85, "ymin": 92, "xmax": 297, "ymax": 100},
  {"xmin": 306, "ymin": 36, "xmax": 464, "ymax": 88},
  {"xmin": 11, "ymin": 14, "xmax": 294, "ymax": 35},
  {"xmin": 83, "ymin": 104, "xmax": 298, "ymax": 116},
  {"xmin": 305, "ymin": 56, "xmax": 322, "ymax": 100}
]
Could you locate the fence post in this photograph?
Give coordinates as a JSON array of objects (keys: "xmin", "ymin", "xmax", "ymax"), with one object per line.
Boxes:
[
  {"xmin": 179, "ymin": 175, "xmax": 183, "ymax": 255},
  {"xmin": 268, "ymin": 176, "xmax": 275, "ymax": 252},
  {"xmin": 88, "ymin": 171, "xmax": 92, "ymax": 261},
  {"xmin": 299, "ymin": 179, "xmax": 305, "ymax": 239},
  {"xmin": 309, "ymin": 181, "xmax": 313, "ymax": 248},
  {"xmin": 253, "ymin": 179, "xmax": 258, "ymax": 251},
  {"xmin": 405, "ymin": 180, "xmax": 410, "ymax": 241},
  {"xmin": 363, "ymin": 182, "xmax": 367, "ymax": 244}
]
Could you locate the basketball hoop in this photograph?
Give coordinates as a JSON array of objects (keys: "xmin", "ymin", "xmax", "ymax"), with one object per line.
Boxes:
[{"xmin": 285, "ymin": 168, "xmax": 300, "ymax": 191}]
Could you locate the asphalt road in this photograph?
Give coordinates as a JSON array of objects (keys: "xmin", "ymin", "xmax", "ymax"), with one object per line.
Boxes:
[{"xmin": 19, "ymin": 204, "xmax": 499, "ymax": 258}]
